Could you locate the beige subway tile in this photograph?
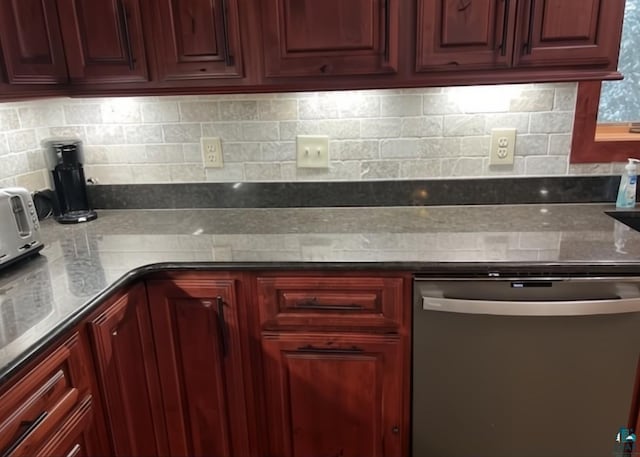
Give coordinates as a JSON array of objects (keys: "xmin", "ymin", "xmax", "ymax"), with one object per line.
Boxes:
[
  {"xmin": 460, "ymin": 136, "xmax": 490, "ymax": 157},
  {"xmin": 360, "ymin": 160, "xmax": 400, "ymax": 179},
  {"xmin": 132, "ymin": 164, "xmax": 171, "ymax": 183},
  {"xmin": 361, "ymin": 118, "xmax": 401, "ymax": 138},
  {"xmin": 145, "ymin": 144, "xmax": 184, "ymax": 163},
  {"xmin": 142, "ymin": 103, "xmax": 180, "ymax": 123},
  {"xmin": 101, "ymin": 100, "xmax": 142, "ymax": 123},
  {"xmin": 548, "ymin": 134, "xmax": 572, "ymax": 155},
  {"xmin": 26, "ymin": 149, "xmax": 45, "ymax": 170},
  {"xmin": 221, "ymin": 142, "xmax": 261, "ymax": 162},
  {"xmin": 182, "ymin": 144, "xmax": 202, "ymax": 163},
  {"xmin": 84, "ymin": 165, "xmax": 134, "ymax": 184},
  {"xmin": 332, "ymin": 140, "xmax": 379, "ymax": 160},
  {"xmin": 529, "ymin": 112, "xmax": 573, "ymax": 133},
  {"xmin": 7, "ymin": 130, "xmax": 37, "ymax": 152},
  {"xmin": 48, "ymin": 126, "xmax": 86, "ymax": 141},
  {"xmin": 423, "ymin": 94, "xmax": 462, "ymax": 115},
  {"xmin": 337, "ymin": 96, "xmax": 380, "ymax": 118},
  {"xmin": 398, "ymin": 159, "xmax": 440, "ymax": 178},
  {"xmin": 85, "ymin": 125, "xmax": 125, "ymax": 145},
  {"xmin": 103, "ymin": 145, "xmax": 146, "ymax": 164},
  {"xmin": 514, "ymin": 134, "xmax": 548, "ymax": 156},
  {"xmin": 441, "ymin": 157, "xmax": 485, "ymax": 176},
  {"xmin": 163, "ymin": 123, "xmax": 202, "ymax": 143},
  {"xmin": 170, "ymin": 164, "xmax": 206, "ymax": 182},
  {"xmin": 298, "ymin": 97, "xmax": 338, "ymax": 119},
  {"xmin": 258, "ymin": 100, "xmax": 298, "ymax": 120},
  {"xmin": 554, "ymin": 86, "xmax": 578, "ymax": 111},
  {"xmin": 180, "ymin": 101, "xmax": 220, "ymax": 122},
  {"xmin": 125, "ymin": 125, "xmax": 163, "ymax": 144},
  {"xmin": 568, "ymin": 163, "xmax": 613, "ymax": 175},
  {"xmin": 241, "ymin": 122, "xmax": 279, "ymax": 141},
  {"xmin": 205, "ymin": 163, "xmax": 245, "ymax": 181},
  {"xmin": 293, "ymin": 161, "xmax": 360, "ymax": 181},
  {"xmin": 484, "ymin": 157, "xmax": 525, "ymax": 176},
  {"xmin": 259, "ymin": 142, "xmax": 296, "ymax": 161},
  {"xmin": 0, "ymin": 133, "xmax": 9, "ymax": 156},
  {"xmin": 400, "ymin": 116, "xmax": 443, "ymax": 137},
  {"xmin": 0, "ymin": 153, "xmax": 29, "ymax": 179},
  {"xmin": 18, "ymin": 104, "xmax": 64, "ymax": 128},
  {"xmin": 0, "ymin": 108, "xmax": 20, "ymax": 130},
  {"xmin": 202, "ymin": 122, "xmax": 243, "ymax": 141},
  {"xmin": 245, "ymin": 162, "xmax": 282, "ymax": 181},
  {"xmin": 15, "ymin": 170, "xmax": 47, "ymax": 191},
  {"xmin": 380, "ymin": 95, "xmax": 422, "ymax": 117},
  {"xmin": 317, "ymin": 119, "xmax": 360, "ymax": 139},
  {"xmin": 484, "ymin": 113, "xmax": 529, "ymax": 134},
  {"xmin": 525, "ymin": 155, "xmax": 568, "ymax": 175},
  {"xmin": 419, "ymin": 137, "xmax": 461, "ymax": 158},
  {"xmin": 509, "ymin": 90, "xmax": 554, "ymax": 112},
  {"xmin": 64, "ymin": 104, "xmax": 102, "ymax": 124},
  {"xmin": 444, "ymin": 115, "xmax": 484, "ymax": 136},
  {"xmin": 380, "ymin": 138, "xmax": 421, "ymax": 158},
  {"xmin": 220, "ymin": 101, "xmax": 258, "ymax": 120}
]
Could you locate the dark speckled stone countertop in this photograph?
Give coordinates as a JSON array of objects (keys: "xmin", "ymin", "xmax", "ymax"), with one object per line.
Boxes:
[{"xmin": 2, "ymin": 203, "xmax": 640, "ymax": 383}]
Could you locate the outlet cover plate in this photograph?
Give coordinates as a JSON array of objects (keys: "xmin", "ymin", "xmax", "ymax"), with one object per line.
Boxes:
[
  {"xmin": 297, "ymin": 135, "xmax": 329, "ymax": 168},
  {"xmin": 202, "ymin": 137, "xmax": 223, "ymax": 168},
  {"xmin": 489, "ymin": 128, "xmax": 516, "ymax": 166}
]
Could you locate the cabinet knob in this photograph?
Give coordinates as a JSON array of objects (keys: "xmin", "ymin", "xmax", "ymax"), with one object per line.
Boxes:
[
  {"xmin": 111, "ymin": 329, "xmax": 118, "ymax": 337},
  {"xmin": 392, "ymin": 426, "xmax": 400, "ymax": 434}
]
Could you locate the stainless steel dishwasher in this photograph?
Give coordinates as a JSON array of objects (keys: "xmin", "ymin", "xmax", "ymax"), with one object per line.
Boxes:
[{"xmin": 413, "ymin": 276, "xmax": 640, "ymax": 457}]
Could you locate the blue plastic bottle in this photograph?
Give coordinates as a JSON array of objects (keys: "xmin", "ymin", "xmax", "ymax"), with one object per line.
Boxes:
[{"xmin": 616, "ymin": 158, "xmax": 640, "ymax": 208}]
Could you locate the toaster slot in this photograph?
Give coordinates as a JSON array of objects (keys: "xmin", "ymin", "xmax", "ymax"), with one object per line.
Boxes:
[{"xmin": 10, "ymin": 196, "xmax": 30, "ymax": 237}]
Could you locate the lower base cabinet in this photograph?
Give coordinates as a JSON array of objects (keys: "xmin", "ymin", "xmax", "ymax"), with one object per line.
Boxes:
[
  {"xmin": 261, "ymin": 333, "xmax": 405, "ymax": 457},
  {"xmin": 85, "ymin": 271, "xmax": 410, "ymax": 456}
]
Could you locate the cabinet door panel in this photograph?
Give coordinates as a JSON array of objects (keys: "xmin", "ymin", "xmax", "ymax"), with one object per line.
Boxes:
[
  {"xmin": 262, "ymin": 334, "xmax": 406, "ymax": 457},
  {"xmin": 57, "ymin": 0, "xmax": 149, "ymax": 82},
  {"xmin": 0, "ymin": 0, "xmax": 67, "ymax": 83},
  {"xmin": 514, "ymin": 0, "xmax": 625, "ymax": 69},
  {"xmin": 417, "ymin": 0, "xmax": 514, "ymax": 71},
  {"xmin": 147, "ymin": 279, "xmax": 250, "ymax": 457},
  {"xmin": 154, "ymin": 0, "xmax": 242, "ymax": 80},
  {"xmin": 88, "ymin": 284, "xmax": 168, "ymax": 456},
  {"xmin": 261, "ymin": 0, "xmax": 398, "ymax": 77}
]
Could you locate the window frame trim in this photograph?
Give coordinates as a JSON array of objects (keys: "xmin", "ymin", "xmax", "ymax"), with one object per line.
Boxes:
[{"xmin": 571, "ymin": 81, "xmax": 640, "ymax": 163}]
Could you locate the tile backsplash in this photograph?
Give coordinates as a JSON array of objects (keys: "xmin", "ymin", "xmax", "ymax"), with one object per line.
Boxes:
[{"xmin": 0, "ymin": 82, "xmax": 618, "ymax": 190}]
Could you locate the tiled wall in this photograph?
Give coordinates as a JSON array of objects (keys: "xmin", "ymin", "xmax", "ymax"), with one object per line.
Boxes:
[{"xmin": 0, "ymin": 82, "xmax": 619, "ymax": 190}]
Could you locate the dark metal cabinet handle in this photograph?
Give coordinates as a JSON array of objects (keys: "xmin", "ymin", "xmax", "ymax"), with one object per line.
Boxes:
[
  {"xmin": 383, "ymin": 0, "xmax": 390, "ymax": 62},
  {"xmin": 392, "ymin": 425, "xmax": 400, "ymax": 434},
  {"xmin": 216, "ymin": 296, "xmax": 229, "ymax": 357},
  {"xmin": 220, "ymin": 0, "xmax": 235, "ymax": 66},
  {"xmin": 499, "ymin": 0, "xmax": 510, "ymax": 56},
  {"xmin": 297, "ymin": 345, "xmax": 364, "ymax": 354},
  {"xmin": 523, "ymin": 0, "xmax": 536, "ymax": 55},
  {"xmin": 295, "ymin": 298, "xmax": 364, "ymax": 311},
  {"xmin": 1, "ymin": 411, "xmax": 48, "ymax": 457},
  {"xmin": 117, "ymin": 0, "xmax": 135, "ymax": 70}
]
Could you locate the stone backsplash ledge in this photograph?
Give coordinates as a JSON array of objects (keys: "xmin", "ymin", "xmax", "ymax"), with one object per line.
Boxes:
[{"xmin": 0, "ymin": 82, "xmax": 620, "ymax": 191}]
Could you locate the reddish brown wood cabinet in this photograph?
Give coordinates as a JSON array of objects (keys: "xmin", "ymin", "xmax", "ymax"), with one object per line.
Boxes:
[
  {"xmin": 261, "ymin": 333, "xmax": 405, "ymax": 457},
  {"xmin": 56, "ymin": 0, "xmax": 150, "ymax": 83},
  {"xmin": 260, "ymin": 0, "xmax": 399, "ymax": 77},
  {"xmin": 146, "ymin": 278, "xmax": 251, "ymax": 457},
  {"xmin": 417, "ymin": 0, "xmax": 625, "ymax": 73},
  {"xmin": 152, "ymin": 0, "xmax": 243, "ymax": 81},
  {"xmin": 87, "ymin": 283, "xmax": 168, "ymax": 456},
  {"xmin": 0, "ymin": 0, "xmax": 68, "ymax": 84}
]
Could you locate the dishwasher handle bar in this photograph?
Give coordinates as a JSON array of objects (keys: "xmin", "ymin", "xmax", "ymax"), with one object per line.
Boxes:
[{"xmin": 422, "ymin": 296, "xmax": 640, "ymax": 316}]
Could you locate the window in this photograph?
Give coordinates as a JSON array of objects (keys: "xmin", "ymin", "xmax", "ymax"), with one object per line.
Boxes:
[{"xmin": 571, "ymin": 0, "xmax": 640, "ymax": 163}]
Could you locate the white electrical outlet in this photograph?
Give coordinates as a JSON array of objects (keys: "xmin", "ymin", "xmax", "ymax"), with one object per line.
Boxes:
[
  {"xmin": 202, "ymin": 137, "xmax": 223, "ymax": 168},
  {"xmin": 297, "ymin": 135, "xmax": 329, "ymax": 168},
  {"xmin": 489, "ymin": 128, "xmax": 516, "ymax": 165}
]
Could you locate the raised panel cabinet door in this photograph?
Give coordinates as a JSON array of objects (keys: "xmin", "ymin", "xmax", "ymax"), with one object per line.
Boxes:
[
  {"xmin": 262, "ymin": 333, "xmax": 406, "ymax": 457},
  {"xmin": 513, "ymin": 0, "xmax": 625, "ymax": 69},
  {"xmin": 261, "ymin": 0, "xmax": 399, "ymax": 77},
  {"xmin": 56, "ymin": 0, "xmax": 149, "ymax": 82},
  {"xmin": 0, "ymin": 0, "xmax": 68, "ymax": 83},
  {"xmin": 87, "ymin": 283, "xmax": 169, "ymax": 456},
  {"xmin": 417, "ymin": 0, "xmax": 515, "ymax": 71},
  {"xmin": 154, "ymin": 0, "xmax": 243, "ymax": 80},
  {"xmin": 146, "ymin": 279, "xmax": 250, "ymax": 457}
]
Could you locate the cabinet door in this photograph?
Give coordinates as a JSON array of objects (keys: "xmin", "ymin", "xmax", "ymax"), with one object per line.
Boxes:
[
  {"xmin": 261, "ymin": 0, "xmax": 398, "ymax": 77},
  {"xmin": 147, "ymin": 279, "xmax": 250, "ymax": 457},
  {"xmin": 417, "ymin": 0, "xmax": 515, "ymax": 71},
  {"xmin": 87, "ymin": 283, "xmax": 168, "ymax": 456},
  {"xmin": 0, "ymin": 0, "xmax": 68, "ymax": 84},
  {"xmin": 513, "ymin": 0, "xmax": 625, "ymax": 69},
  {"xmin": 153, "ymin": 0, "xmax": 243, "ymax": 81},
  {"xmin": 262, "ymin": 333, "xmax": 406, "ymax": 457},
  {"xmin": 56, "ymin": 0, "xmax": 149, "ymax": 83}
]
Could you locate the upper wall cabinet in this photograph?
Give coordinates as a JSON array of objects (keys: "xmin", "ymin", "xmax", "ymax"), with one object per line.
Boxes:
[
  {"xmin": 152, "ymin": 0, "xmax": 243, "ymax": 81},
  {"xmin": 260, "ymin": 0, "xmax": 399, "ymax": 77},
  {"xmin": 56, "ymin": 0, "xmax": 149, "ymax": 83},
  {"xmin": 0, "ymin": 0, "xmax": 68, "ymax": 84},
  {"xmin": 417, "ymin": 0, "xmax": 625, "ymax": 74},
  {"xmin": 513, "ymin": 0, "xmax": 624, "ymax": 69}
]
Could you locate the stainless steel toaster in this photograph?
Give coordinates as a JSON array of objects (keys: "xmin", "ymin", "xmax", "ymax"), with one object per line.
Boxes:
[{"xmin": 0, "ymin": 188, "xmax": 43, "ymax": 270}]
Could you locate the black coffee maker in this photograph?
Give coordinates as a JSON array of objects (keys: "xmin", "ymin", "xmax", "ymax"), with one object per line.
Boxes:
[{"xmin": 44, "ymin": 139, "xmax": 97, "ymax": 224}]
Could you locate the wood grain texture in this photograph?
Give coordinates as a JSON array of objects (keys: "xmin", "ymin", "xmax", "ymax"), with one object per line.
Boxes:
[
  {"xmin": 87, "ymin": 283, "xmax": 169, "ymax": 456},
  {"xmin": 146, "ymin": 278, "xmax": 251, "ymax": 457},
  {"xmin": 0, "ymin": 0, "xmax": 68, "ymax": 83}
]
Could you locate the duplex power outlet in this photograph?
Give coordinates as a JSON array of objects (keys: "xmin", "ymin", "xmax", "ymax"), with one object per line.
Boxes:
[
  {"xmin": 202, "ymin": 137, "xmax": 223, "ymax": 168},
  {"xmin": 489, "ymin": 128, "xmax": 516, "ymax": 166},
  {"xmin": 297, "ymin": 135, "xmax": 329, "ymax": 168}
]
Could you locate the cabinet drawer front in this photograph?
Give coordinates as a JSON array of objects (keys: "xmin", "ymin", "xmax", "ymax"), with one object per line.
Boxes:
[
  {"xmin": 34, "ymin": 396, "xmax": 94, "ymax": 457},
  {"xmin": 257, "ymin": 276, "xmax": 404, "ymax": 331},
  {"xmin": 0, "ymin": 334, "xmax": 88, "ymax": 457}
]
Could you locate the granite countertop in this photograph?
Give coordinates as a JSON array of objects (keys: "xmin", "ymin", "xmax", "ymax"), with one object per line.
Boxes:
[{"xmin": 2, "ymin": 203, "xmax": 640, "ymax": 383}]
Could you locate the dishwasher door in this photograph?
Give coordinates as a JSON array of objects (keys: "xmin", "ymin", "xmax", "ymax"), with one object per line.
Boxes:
[{"xmin": 413, "ymin": 278, "xmax": 640, "ymax": 457}]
